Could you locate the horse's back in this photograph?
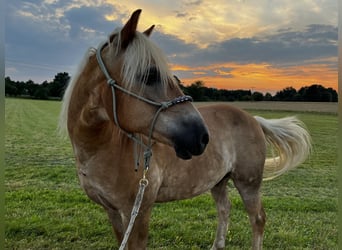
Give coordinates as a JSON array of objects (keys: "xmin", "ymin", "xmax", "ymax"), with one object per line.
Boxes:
[{"xmin": 197, "ymin": 103, "xmax": 262, "ymax": 136}]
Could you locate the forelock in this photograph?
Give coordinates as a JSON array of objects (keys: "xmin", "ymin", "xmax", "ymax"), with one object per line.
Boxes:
[{"xmin": 120, "ymin": 32, "xmax": 173, "ymax": 91}]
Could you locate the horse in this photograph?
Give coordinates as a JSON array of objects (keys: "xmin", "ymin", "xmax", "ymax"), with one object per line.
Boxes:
[{"xmin": 59, "ymin": 9, "xmax": 311, "ymax": 250}]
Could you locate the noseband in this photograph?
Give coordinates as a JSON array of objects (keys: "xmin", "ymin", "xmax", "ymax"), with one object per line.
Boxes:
[{"xmin": 96, "ymin": 41, "xmax": 193, "ymax": 173}]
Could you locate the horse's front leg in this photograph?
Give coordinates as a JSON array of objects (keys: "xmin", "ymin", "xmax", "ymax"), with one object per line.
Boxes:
[
  {"xmin": 100, "ymin": 192, "xmax": 153, "ymax": 249},
  {"xmin": 210, "ymin": 176, "xmax": 230, "ymax": 250},
  {"xmin": 121, "ymin": 206, "xmax": 153, "ymax": 250},
  {"xmin": 106, "ymin": 208, "xmax": 124, "ymax": 244}
]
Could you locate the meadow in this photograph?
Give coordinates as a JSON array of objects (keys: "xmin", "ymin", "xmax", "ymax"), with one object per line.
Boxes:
[{"xmin": 5, "ymin": 98, "xmax": 337, "ymax": 249}]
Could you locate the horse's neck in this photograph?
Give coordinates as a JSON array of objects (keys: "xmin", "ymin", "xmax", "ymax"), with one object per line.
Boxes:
[
  {"xmin": 69, "ymin": 54, "xmax": 140, "ymax": 169},
  {"xmin": 68, "ymin": 57, "xmax": 113, "ymax": 142}
]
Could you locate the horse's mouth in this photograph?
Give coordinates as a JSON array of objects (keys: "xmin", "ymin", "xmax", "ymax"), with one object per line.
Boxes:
[
  {"xmin": 173, "ymin": 132, "xmax": 209, "ymax": 160},
  {"xmin": 174, "ymin": 145, "xmax": 193, "ymax": 160}
]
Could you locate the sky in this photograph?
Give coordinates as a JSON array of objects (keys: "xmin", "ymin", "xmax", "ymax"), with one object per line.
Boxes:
[{"xmin": 5, "ymin": 0, "xmax": 338, "ymax": 93}]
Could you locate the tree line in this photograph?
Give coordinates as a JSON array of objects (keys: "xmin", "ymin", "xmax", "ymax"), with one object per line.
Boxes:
[
  {"xmin": 5, "ymin": 72, "xmax": 70, "ymax": 100},
  {"xmin": 180, "ymin": 81, "xmax": 337, "ymax": 102},
  {"xmin": 5, "ymin": 73, "xmax": 337, "ymax": 102}
]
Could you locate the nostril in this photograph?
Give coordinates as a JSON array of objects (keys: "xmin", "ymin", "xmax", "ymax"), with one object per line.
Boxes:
[{"xmin": 201, "ymin": 132, "xmax": 209, "ymax": 146}]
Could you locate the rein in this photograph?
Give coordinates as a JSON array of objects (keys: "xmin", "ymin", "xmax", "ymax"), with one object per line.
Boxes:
[{"xmin": 95, "ymin": 40, "xmax": 192, "ymax": 249}]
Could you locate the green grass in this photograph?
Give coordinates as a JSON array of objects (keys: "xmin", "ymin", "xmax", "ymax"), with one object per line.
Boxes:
[{"xmin": 5, "ymin": 98, "xmax": 337, "ymax": 249}]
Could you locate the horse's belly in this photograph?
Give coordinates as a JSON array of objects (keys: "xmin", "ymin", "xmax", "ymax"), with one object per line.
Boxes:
[{"xmin": 155, "ymin": 155, "xmax": 233, "ymax": 202}]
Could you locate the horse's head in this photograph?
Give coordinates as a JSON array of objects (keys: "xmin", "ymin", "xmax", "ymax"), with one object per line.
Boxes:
[{"xmin": 98, "ymin": 9, "xmax": 209, "ymax": 159}]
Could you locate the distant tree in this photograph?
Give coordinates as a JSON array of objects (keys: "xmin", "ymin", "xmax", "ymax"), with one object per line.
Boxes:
[
  {"xmin": 218, "ymin": 89, "xmax": 234, "ymax": 101},
  {"xmin": 264, "ymin": 92, "xmax": 273, "ymax": 101},
  {"xmin": 49, "ymin": 72, "xmax": 70, "ymax": 98},
  {"xmin": 41, "ymin": 80, "xmax": 50, "ymax": 87},
  {"xmin": 5, "ymin": 83, "xmax": 17, "ymax": 96},
  {"xmin": 33, "ymin": 86, "xmax": 49, "ymax": 100},
  {"xmin": 293, "ymin": 93, "xmax": 302, "ymax": 101},
  {"xmin": 202, "ymin": 87, "xmax": 216, "ymax": 101},
  {"xmin": 304, "ymin": 85, "xmax": 321, "ymax": 102},
  {"xmin": 320, "ymin": 91, "xmax": 333, "ymax": 102},
  {"xmin": 241, "ymin": 94, "xmax": 252, "ymax": 101},
  {"xmin": 184, "ymin": 81, "xmax": 206, "ymax": 101},
  {"xmin": 327, "ymin": 88, "xmax": 338, "ymax": 102},
  {"xmin": 13, "ymin": 80, "xmax": 27, "ymax": 96},
  {"xmin": 237, "ymin": 90, "xmax": 252, "ymax": 101},
  {"xmin": 298, "ymin": 84, "xmax": 337, "ymax": 102},
  {"xmin": 272, "ymin": 84, "xmax": 338, "ymax": 102},
  {"xmin": 5, "ymin": 77, "xmax": 17, "ymax": 96},
  {"xmin": 274, "ymin": 87, "xmax": 297, "ymax": 101},
  {"xmin": 252, "ymin": 91, "xmax": 264, "ymax": 101},
  {"xmin": 25, "ymin": 80, "xmax": 39, "ymax": 96}
]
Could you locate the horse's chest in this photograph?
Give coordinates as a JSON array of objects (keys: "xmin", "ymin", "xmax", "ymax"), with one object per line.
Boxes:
[{"xmin": 73, "ymin": 146, "xmax": 124, "ymax": 205}]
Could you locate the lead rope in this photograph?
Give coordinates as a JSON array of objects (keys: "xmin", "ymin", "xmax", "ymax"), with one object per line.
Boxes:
[{"xmin": 119, "ymin": 172, "xmax": 149, "ymax": 250}]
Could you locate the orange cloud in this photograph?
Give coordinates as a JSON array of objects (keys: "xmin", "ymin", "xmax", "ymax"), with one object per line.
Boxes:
[
  {"xmin": 174, "ymin": 61, "xmax": 337, "ymax": 93},
  {"xmin": 193, "ymin": 71, "xmax": 207, "ymax": 75}
]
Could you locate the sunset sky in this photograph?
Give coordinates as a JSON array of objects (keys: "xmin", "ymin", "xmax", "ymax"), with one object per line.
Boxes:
[{"xmin": 5, "ymin": 0, "xmax": 338, "ymax": 93}]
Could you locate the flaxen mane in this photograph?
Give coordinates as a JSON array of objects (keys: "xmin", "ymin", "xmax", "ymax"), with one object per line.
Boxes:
[{"xmin": 117, "ymin": 31, "xmax": 173, "ymax": 91}]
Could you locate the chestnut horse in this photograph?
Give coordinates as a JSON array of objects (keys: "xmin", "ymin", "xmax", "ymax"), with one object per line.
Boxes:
[{"xmin": 59, "ymin": 10, "xmax": 311, "ymax": 250}]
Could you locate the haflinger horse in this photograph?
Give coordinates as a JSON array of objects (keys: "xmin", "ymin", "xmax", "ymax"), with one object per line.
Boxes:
[{"xmin": 59, "ymin": 9, "xmax": 311, "ymax": 250}]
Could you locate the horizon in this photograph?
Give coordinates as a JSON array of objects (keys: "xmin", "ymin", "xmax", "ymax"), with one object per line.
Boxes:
[
  {"xmin": 5, "ymin": 73, "xmax": 337, "ymax": 97},
  {"xmin": 5, "ymin": 1, "xmax": 338, "ymax": 93}
]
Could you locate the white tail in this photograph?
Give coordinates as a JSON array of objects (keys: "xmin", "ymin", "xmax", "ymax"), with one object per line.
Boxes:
[{"xmin": 254, "ymin": 116, "xmax": 312, "ymax": 181}]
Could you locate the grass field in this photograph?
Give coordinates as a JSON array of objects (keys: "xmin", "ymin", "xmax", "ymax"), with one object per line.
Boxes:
[{"xmin": 5, "ymin": 98, "xmax": 337, "ymax": 249}]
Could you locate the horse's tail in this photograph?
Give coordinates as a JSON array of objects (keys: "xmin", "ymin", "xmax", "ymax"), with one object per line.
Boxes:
[{"xmin": 254, "ymin": 116, "xmax": 312, "ymax": 181}]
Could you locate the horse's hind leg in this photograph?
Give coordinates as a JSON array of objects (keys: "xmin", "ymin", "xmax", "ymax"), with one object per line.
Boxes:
[
  {"xmin": 233, "ymin": 178, "xmax": 266, "ymax": 250},
  {"xmin": 210, "ymin": 176, "xmax": 230, "ymax": 250}
]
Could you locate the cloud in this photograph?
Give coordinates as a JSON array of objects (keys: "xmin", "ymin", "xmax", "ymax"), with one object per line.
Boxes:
[
  {"xmin": 178, "ymin": 62, "xmax": 337, "ymax": 92},
  {"xmin": 184, "ymin": 0, "xmax": 203, "ymax": 6},
  {"xmin": 162, "ymin": 23, "xmax": 338, "ymax": 89},
  {"xmin": 64, "ymin": 4, "xmax": 120, "ymax": 39},
  {"xmin": 174, "ymin": 11, "xmax": 188, "ymax": 18},
  {"xmin": 167, "ymin": 24, "xmax": 337, "ymax": 67},
  {"xmin": 130, "ymin": 0, "xmax": 337, "ymax": 47},
  {"xmin": 150, "ymin": 31, "xmax": 199, "ymax": 57},
  {"xmin": 5, "ymin": 0, "xmax": 121, "ymax": 81},
  {"xmin": 4, "ymin": 0, "xmax": 338, "ymax": 92}
]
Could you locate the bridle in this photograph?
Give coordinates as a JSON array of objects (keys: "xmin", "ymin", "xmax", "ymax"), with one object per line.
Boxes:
[{"xmin": 96, "ymin": 40, "xmax": 193, "ymax": 174}]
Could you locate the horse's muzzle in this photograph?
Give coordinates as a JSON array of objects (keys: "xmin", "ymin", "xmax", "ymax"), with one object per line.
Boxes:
[{"xmin": 173, "ymin": 123, "xmax": 209, "ymax": 160}]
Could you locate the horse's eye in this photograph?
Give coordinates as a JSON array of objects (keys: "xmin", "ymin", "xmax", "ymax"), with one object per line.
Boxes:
[{"xmin": 144, "ymin": 67, "xmax": 161, "ymax": 86}]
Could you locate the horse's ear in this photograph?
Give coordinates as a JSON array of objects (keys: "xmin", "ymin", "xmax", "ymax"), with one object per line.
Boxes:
[
  {"xmin": 120, "ymin": 9, "xmax": 142, "ymax": 49},
  {"xmin": 143, "ymin": 25, "xmax": 155, "ymax": 37}
]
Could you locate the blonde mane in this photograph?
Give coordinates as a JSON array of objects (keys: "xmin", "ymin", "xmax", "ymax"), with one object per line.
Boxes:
[
  {"xmin": 116, "ymin": 30, "xmax": 173, "ymax": 91},
  {"xmin": 58, "ymin": 28, "xmax": 174, "ymax": 138}
]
